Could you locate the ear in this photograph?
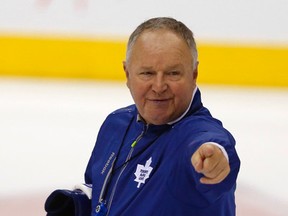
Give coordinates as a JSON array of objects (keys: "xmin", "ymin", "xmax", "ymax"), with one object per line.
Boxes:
[
  {"xmin": 123, "ymin": 61, "xmax": 129, "ymax": 78},
  {"xmin": 123, "ymin": 61, "xmax": 130, "ymax": 88},
  {"xmin": 193, "ymin": 61, "xmax": 199, "ymax": 80}
]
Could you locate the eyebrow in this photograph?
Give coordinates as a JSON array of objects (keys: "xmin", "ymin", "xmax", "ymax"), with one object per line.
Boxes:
[{"xmin": 139, "ymin": 64, "xmax": 184, "ymax": 71}]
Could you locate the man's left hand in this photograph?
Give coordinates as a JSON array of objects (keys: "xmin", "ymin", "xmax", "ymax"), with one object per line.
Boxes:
[{"xmin": 191, "ymin": 143, "xmax": 230, "ymax": 184}]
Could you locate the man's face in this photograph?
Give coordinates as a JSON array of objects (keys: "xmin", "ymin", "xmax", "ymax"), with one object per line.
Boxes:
[{"xmin": 123, "ymin": 29, "xmax": 198, "ymax": 125}]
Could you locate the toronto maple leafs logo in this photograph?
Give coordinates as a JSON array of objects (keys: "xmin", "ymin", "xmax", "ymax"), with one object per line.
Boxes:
[{"xmin": 134, "ymin": 157, "xmax": 153, "ymax": 188}]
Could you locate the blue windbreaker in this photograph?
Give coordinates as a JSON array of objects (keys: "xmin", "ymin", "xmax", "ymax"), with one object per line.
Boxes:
[{"xmin": 85, "ymin": 89, "xmax": 240, "ymax": 216}]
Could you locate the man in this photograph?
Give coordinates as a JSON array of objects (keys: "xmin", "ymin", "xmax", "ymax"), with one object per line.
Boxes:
[{"xmin": 45, "ymin": 17, "xmax": 240, "ymax": 216}]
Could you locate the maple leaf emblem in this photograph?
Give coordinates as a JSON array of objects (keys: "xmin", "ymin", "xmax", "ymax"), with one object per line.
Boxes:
[{"xmin": 134, "ymin": 157, "xmax": 153, "ymax": 188}]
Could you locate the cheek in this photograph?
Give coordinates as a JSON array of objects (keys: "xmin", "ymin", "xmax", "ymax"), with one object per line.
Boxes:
[
  {"xmin": 173, "ymin": 84, "xmax": 193, "ymax": 105},
  {"xmin": 129, "ymin": 82, "xmax": 146, "ymax": 101}
]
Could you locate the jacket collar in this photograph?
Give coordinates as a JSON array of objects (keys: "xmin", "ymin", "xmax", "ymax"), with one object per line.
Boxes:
[{"xmin": 167, "ymin": 86, "xmax": 199, "ymax": 125}]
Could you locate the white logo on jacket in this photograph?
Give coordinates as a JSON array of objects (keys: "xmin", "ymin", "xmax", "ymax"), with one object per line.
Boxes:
[{"xmin": 134, "ymin": 157, "xmax": 153, "ymax": 188}]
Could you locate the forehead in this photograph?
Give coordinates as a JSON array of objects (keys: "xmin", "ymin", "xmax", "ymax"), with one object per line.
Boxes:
[
  {"xmin": 129, "ymin": 30, "xmax": 193, "ymax": 65},
  {"xmin": 135, "ymin": 29, "xmax": 186, "ymax": 47},
  {"xmin": 132, "ymin": 30, "xmax": 191, "ymax": 56}
]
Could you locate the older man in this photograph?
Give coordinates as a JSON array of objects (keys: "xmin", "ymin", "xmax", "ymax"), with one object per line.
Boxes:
[{"xmin": 46, "ymin": 17, "xmax": 240, "ymax": 216}]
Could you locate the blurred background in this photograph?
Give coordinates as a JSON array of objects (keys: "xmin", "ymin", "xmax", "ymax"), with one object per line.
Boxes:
[{"xmin": 0, "ymin": 0, "xmax": 287, "ymax": 215}]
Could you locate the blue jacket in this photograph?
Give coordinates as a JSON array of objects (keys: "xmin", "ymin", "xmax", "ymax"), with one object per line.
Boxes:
[{"xmin": 85, "ymin": 89, "xmax": 240, "ymax": 216}]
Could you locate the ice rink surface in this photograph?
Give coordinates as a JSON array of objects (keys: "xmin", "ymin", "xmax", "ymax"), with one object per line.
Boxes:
[{"xmin": 0, "ymin": 77, "xmax": 287, "ymax": 215}]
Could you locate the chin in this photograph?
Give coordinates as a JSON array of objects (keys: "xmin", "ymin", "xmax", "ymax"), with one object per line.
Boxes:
[
  {"xmin": 143, "ymin": 111, "xmax": 172, "ymax": 125},
  {"xmin": 148, "ymin": 117, "xmax": 170, "ymax": 125}
]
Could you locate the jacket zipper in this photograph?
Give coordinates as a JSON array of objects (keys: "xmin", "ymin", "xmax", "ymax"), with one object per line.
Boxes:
[{"xmin": 106, "ymin": 125, "xmax": 147, "ymax": 215}]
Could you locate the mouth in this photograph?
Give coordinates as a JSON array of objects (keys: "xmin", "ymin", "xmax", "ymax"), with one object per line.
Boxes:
[{"xmin": 147, "ymin": 98, "xmax": 171, "ymax": 104}]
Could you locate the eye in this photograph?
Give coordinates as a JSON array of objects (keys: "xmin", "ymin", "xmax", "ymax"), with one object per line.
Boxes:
[
  {"xmin": 168, "ymin": 71, "xmax": 180, "ymax": 76},
  {"xmin": 138, "ymin": 71, "xmax": 154, "ymax": 80},
  {"xmin": 141, "ymin": 71, "xmax": 153, "ymax": 75},
  {"xmin": 139, "ymin": 71, "xmax": 154, "ymax": 77},
  {"xmin": 166, "ymin": 71, "xmax": 181, "ymax": 80}
]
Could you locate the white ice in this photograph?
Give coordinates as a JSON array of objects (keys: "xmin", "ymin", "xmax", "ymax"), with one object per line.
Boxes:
[{"xmin": 0, "ymin": 77, "xmax": 287, "ymax": 215}]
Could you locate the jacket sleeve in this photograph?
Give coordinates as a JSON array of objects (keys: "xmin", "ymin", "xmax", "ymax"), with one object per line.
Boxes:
[
  {"xmin": 186, "ymin": 129, "xmax": 240, "ymax": 205},
  {"xmin": 167, "ymin": 125, "xmax": 240, "ymax": 207},
  {"xmin": 45, "ymin": 188, "xmax": 91, "ymax": 216}
]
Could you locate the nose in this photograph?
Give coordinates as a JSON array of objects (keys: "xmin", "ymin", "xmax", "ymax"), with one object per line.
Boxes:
[{"xmin": 152, "ymin": 74, "xmax": 167, "ymax": 94}]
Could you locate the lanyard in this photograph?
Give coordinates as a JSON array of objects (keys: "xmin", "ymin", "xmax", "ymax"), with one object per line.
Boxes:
[
  {"xmin": 95, "ymin": 130, "xmax": 145, "ymax": 216},
  {"xmin": 95, "ymin": 159, "xmax": 115, "ymax": 216}
]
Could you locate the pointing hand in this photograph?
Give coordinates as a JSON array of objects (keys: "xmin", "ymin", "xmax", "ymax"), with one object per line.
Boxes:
[{"xmin": 191, "ymin": 143, "xmax": 230, "ymax": 184}]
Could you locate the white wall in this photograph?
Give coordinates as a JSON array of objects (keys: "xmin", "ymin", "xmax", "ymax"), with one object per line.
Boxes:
[{"xmin": 1, "ymin": 0, "xmax": 288, "ymax": 44}]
